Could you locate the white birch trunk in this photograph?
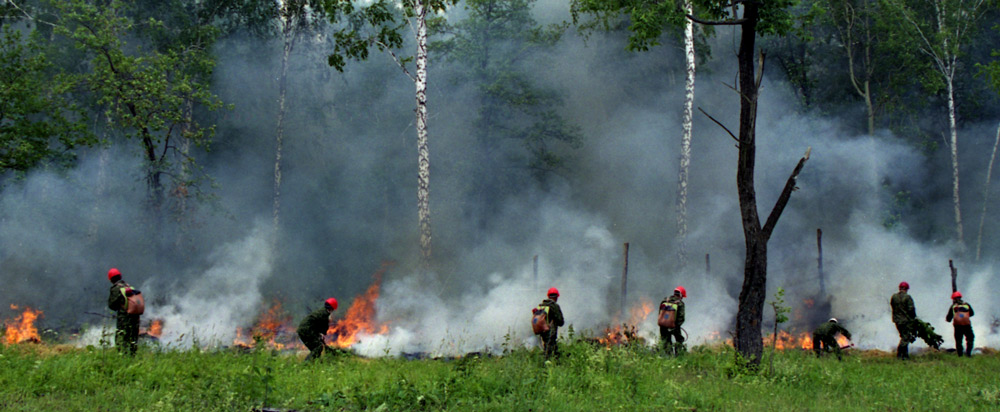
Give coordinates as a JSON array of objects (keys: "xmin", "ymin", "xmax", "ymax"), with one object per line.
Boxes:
[
  {"xmin": 946, "ymin": 75, "xmax": 964, "ymax": 247},
  {"xmin": 414, "ymin": 0, "xmax": 432, "ymax": 265},
  {"xmin": 273, "ymin": 11, "xmax": 297, "ymax": 245},
  {"xmin": 676, "ymin": 1, "xmax": 695, "ymax": 268},
  {"xmin": 975, "ymin": 122, "xmax": 1000, "ymax": 261}
]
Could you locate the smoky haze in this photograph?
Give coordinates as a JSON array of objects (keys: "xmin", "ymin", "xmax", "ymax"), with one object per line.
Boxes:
[{"xmin": 1, "ymin": 2, "xmax": 998, "ymax": 355}]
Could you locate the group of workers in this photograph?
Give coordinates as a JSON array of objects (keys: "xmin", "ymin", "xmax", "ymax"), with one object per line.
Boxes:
[{"xmin": 104, "ymin": 268, "xmax": 977, "ymax": 360}]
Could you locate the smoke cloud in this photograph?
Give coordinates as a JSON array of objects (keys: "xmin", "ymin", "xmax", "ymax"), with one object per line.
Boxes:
[{"xmin": 2, "ymin": 3, "xmax": 999, "ymax": 355}]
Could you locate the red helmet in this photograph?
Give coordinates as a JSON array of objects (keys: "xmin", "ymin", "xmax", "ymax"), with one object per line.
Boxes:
[
  {"xmin": 547, "ymin": 287, "xmax": 559, "ymax": 298},
  {"xmin": 108, "ymin": 268, "xmax": 121, "ymax": 282},
  {"xmin": 674, "ymin": 286, "xmax": 687, "ymax": 298},
  {"xmin": 325, "ymin": 297, "xmax": 338, "ymax": 310},
  {"xmin": 951, "ymin": 291, "xmax": 962, "ymax": 300},
  {"xmin": 898, "ymin": 281, "xmax": 909, "ymax": 290}
]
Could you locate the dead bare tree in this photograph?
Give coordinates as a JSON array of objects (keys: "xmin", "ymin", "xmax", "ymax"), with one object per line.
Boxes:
[{"xmin": 690, "ymin": 1, "xmax": 810, "ymax": 367}]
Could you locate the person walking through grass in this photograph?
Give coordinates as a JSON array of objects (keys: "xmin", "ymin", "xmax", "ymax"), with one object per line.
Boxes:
[
  {"xmin": 946, "ymin": 291, "xmax": 974, "ymax": 357},
  {"xmin": 536, "ymin": 287, "xmax": 565, "ymax": 360},
  {"xmin": 658, "ymin": 286, "xmax": 686, "ymax": 356}
]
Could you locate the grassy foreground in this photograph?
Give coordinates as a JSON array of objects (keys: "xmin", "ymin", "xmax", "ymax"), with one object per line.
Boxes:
[{"xmin": 1, "ymin": 338, "xmax": 998, "ymax": 411}]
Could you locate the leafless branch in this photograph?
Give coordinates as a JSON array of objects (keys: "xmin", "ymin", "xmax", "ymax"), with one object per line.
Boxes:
[
  {"xmin": 698, "ymin": 107, "xmax": 738, "ymax": 143},
  {"xmin": 762, "ymin": 147, "xmax": 811, "ymax": 240}
]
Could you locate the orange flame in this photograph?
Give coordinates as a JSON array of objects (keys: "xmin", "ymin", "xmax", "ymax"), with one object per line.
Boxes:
[
  {"xmin": 767, "ymin": 330, "xmax": 814, "ymax": 350},
  {"xmin": 766, "ymin": 330, "xmax": 852, "ymax": 350},
  {"xmin": 141, "ymin": 319, "xmax": 163, "ymax": 338},
  {"xmin": 4, "ymin": 305, "xmax": 42, "ymax": 344},
  {"xmin": 233, "ymin": 301, "xmax": 299, "ymax": 350},
  {"xmin": 327, "ymin": 262, "xmax": 394, "ymax": 348},
  {"xmin": 594, "ymin": 298, "xmax": 655, "ymax": 347}
]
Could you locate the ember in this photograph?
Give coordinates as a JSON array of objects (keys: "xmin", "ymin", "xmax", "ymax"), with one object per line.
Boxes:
[
  {"xmin": 4, "ymin": 305, "xmax": 42, "ymax": 344},
  {"xmin": 327, "ymin": 262, "xmax": 394, "ymax": 348}
]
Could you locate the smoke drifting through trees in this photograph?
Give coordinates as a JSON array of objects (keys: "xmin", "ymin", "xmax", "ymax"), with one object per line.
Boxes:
[{"xmin": 2, "ymin": 1, "xmax": 1000, "ymax": 355}]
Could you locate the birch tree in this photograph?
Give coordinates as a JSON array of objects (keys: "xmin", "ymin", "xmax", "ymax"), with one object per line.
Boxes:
[
  {"xmin": 570, "ymin": 0, "xmax": 701, "ymax": 268},
  {"xmin": 325, "ymin": 0, "xmax": 456, "ymax": 266},
  {"xmin": 822, "ymin": 0, "xmax": 925, "ymax": 135},
  {"xmin": 271, "ymin": 1, "xmax": 327, "ymax": 242},
  {"xmin": 882, "ymin": 0, "xmax": 989, "ymax": 249}
]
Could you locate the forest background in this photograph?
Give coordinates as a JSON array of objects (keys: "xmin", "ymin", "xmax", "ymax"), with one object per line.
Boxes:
[{"xmin": 3, "ymin": 0, "xmax": 1000, "ymax": 356}]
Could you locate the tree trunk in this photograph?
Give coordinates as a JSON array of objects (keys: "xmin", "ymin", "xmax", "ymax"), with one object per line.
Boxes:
[
  {"xmin": 975, "ymin": 122, "xmax": 1000, "ymax": 261},
  {"xmin": 273, "ymin": 15, "xmax": 297, "ymax": 247},
  {"xmin": 946, "ymin": 75, "xmax": 964, "ymax": 248},
  {"xmin": 731, "ymin": 3, "xmax": 811, "ymax": 367},
  {"xmin": 733, "ymin": 3, "xmax": 765, "ymax": 367},
  {"xmin": 676, "ymin": 0, "xmax": 695, "ymax": 268},
  {"xmin": 415, "ymin": 0, "xmax": 432, "ymax": 266}
]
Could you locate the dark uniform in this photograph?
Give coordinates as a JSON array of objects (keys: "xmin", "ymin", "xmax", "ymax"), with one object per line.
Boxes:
[
  {"xmin": 812, "ymin": 320, "xmax": 851, "ymax": 360},
  {"xmin": 108, "ymin": 279, "xmax": 140, "ymax": 355},
  {"xmin": 659, "ymin": 295, "xmax": 685, "ymax": 355},
  {"xmin": 538, "ymin": 298, "xmax": 564, "ymax": 359},
  {"xmin": 297, "ymin": 306, "xmax": 331, "ymax": 361},
  {"xmin": 946, "ymin": 298, "xmax": 975, "ymax": 357},
  {"xmin": 890, "ymin": 290, "xmax": 916, "ymax": 359}
]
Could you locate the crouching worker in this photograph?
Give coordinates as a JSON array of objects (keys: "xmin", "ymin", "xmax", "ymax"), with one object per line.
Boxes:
[
  {"xmin": 297, "ymin": 297, "xmax": 338, "ymax": 361},
  {"xmin": 812, "ymin": 318, "xmax": 851, "ymax": 360}
]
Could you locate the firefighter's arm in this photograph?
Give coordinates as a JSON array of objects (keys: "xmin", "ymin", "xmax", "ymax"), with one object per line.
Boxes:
[
  {"xmin": 677, "ymin": 303, "xmax": 685, "ymax": 325},
  {"xmin": 946, "ymin": 305, "xmax": 953, "ymax": 322},
  {"xmin": 552, "ymin": 305, "xmax": 565, "ymax": 327},
  {"xmin": 969, "ymin": 304, "xmax": 974, "ymax": 317}
]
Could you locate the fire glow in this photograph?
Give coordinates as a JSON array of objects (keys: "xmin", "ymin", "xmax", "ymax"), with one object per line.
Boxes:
[
  {"xmin": 140, "ymin": 318, "xmax": 163, "ymax": 339},
  {"xmin": 596, "ymin": 298, "xmax": 654, "ymax": 347},
  {"xmin": 233, "ymin": 301, "xmax": 301, "ymax": 350},
  {"xmin": 326, "ymin": 262, "xmax": 394, "ymax": 348},
  {"xmin": 4, "ymin": 305, "xmax": 42, "ymax": 344},
  {"xmin": 766, "ymin": 330, "xmax": 851, "ymax": 350}
]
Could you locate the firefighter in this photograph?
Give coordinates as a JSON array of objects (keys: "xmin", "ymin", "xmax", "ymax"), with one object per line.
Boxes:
[
  {"xmin": 812, "ymin": 318, "xmax": 851, "ymax": 360},
  {"xmin": 890, "ymin": 281, "xmax": 917, "ymax": 360},
  {"xmin": 537, "ymin": 287, "xmax": 565, "ymax": 360},
  {"xmin": 658, "ymin": 286, "xmax": 686, "ymax": 356},
  {"xmin": 297, "ymin": 297, "xmax": 338, "ymax": 361},
  {"xmin": 945, "ymin": 291, "xmax": 975, "ymax": 357},
  {"xmin": 107, "ymin": 268, "xmax": 141, "ymax": 355}
]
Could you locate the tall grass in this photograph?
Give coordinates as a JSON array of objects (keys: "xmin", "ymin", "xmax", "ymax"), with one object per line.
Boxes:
[{"xmin": 1, "ymin": 337, "xmax": 997, "ymax": 411}]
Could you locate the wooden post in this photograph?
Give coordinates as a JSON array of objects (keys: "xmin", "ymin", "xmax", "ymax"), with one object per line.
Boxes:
[
  {"xmin": 533, "ymin": 255, "xmax": 538, "ymax": 289},
  {"xmin": 949, "ymin": 259, "xmax": 958, "ymax": 293},
  {"xmin": 705, "ymin": 253, "xmax": 710, "ymax": 275},
  {"xmin": 817, "ymin": 228, "xmax": 825, "ymax": 295},
  {"xmin": 621, "ymin": 243, "xmax": 629, "ymax": 321}
]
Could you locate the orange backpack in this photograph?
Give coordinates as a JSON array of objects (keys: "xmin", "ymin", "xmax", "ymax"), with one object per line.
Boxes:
[
  {"xmin": 531, "ymin": 306, "xmax": 550, "ymax": 335},
  {"xmin": 121, "ymin": 285, "xmax": 145, "ymax": 315},
  {"xmin": 126, "ymin": 293, "xmax": 145, "ymax": 315},
  {"xmin": 658, "ymin": 302, "xmax": 677, "ymax": 328},
  {"xmin": 953, "ymin": 304, "xmax": 971, "ymax": 326}
]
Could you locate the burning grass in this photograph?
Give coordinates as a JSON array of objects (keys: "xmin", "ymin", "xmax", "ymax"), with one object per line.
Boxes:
[{"xmin": 3, "ymin": 305, "xmax": 42, "ymax": 344}]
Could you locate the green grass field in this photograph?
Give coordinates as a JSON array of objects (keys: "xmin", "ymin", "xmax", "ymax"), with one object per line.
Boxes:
[{"xmin": 1, "ymin": 337, "xmax": 997, "ymax": 411}]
